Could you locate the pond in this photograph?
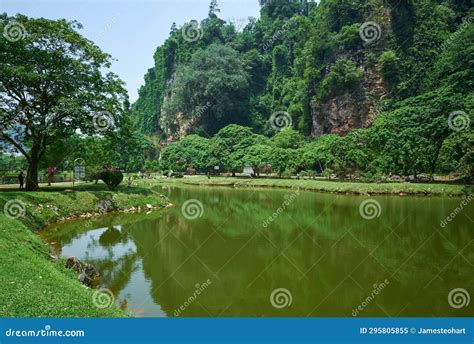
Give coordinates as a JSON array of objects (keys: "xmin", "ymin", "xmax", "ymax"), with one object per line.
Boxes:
[{"xmin": 41, "ymin": 185, "xmax": 473, "ymax": 317}]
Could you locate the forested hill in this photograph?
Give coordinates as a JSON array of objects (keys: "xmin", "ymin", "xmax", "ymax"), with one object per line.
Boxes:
[{"xmin": 132, "ymin": 0, "xmax": 472, "ymax": 177}]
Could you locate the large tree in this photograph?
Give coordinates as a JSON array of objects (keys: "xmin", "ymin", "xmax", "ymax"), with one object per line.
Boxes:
[
  {"xmin": 161, "ymin": 44, "xmax": 250, "ymax": 136},
  {"xmin": 0, "ymin": 14, "xmax": 126, "ymax": 190}
]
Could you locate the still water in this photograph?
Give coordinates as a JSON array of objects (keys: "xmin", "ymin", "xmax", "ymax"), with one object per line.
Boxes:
[{"xmin": 41, "ymin": 185, "xmax": 473, "ymax": 317}]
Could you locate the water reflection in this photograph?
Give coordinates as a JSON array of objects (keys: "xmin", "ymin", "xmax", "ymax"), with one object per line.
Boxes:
[{"xmin": 41, "ymin": 186, "xmax": 473, "ymax": 317}]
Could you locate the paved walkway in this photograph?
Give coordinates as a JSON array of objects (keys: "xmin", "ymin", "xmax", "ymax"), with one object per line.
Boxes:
[{"xmin": 0, "ymin": 182, "xmax": 75, "ymax": 191}]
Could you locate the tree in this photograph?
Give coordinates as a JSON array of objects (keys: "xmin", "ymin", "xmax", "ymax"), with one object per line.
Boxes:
[
  {"xmin": 270, "ymin": 128, "xmax": 305, "ymax": 149},
  {"xmin": 209, "ymin": 124, "xmax": 267, "ymax": 174},
  {"xmin": 162, "ymin": 44, "xmax": 250, "ymax": 135},
  {"xmin": 160, "ymin": 135, "xmax": 210, "ymax": 172},
  {"xmin": 208, "ymin": 0, "xmax": 220, "ymax": 18},
  {"xmin": 243, "ymin": 144, "xmax": 273, "ymax": 177},
  {"xmin": 0, "ymin": 15, "xmax": 126, "ymax": 190}
]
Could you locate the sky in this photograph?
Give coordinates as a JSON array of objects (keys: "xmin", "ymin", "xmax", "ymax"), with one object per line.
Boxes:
[{"xmin": 1, "ymin": 0, "xmax": 262, "ymax": 102}]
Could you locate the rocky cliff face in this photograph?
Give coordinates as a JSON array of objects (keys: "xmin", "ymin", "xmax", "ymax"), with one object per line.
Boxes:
[{"xmin": 311, "ymin": 64, "xmax": 388, "ymax": 137}]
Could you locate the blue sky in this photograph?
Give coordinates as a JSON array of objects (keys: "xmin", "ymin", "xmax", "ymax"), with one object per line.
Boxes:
[{"xmin": 1, "ymin": 0, "xmax": 262, "ymax": 102}]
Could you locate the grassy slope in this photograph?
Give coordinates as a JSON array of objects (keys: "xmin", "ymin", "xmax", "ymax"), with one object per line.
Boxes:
[
  {"xmin": 155, "ymin": 176, "xmax": 472, "ymax": 196},
  {"xmin": 0, "ymin": 183, "xmax": 169, "ymax": 317}
]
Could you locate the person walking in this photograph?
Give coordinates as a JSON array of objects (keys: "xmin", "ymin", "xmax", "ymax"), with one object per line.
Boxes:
[{"xmin": 18, "ymin": 171, "xmax": 24, "ymax": 190}]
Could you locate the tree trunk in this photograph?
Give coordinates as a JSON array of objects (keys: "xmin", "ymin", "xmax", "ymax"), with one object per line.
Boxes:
[{"xmin": 26, "ymin": 145, "xmax": 41, "ymax": 191}]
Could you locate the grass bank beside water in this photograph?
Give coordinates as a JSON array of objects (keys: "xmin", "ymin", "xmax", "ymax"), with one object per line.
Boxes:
[
  {"xmin": 0, "ymin": 184, "xmax": 169, "ymax": 317},
  {"xmin": 156, "ymin": 176, "xmax": 472, "ymax": 197}
]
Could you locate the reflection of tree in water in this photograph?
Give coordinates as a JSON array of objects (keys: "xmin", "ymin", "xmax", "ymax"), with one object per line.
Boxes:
[
  {"xmin": 129, "ymin": 188, "xmax": 474, "ymax": 317},
  {"xmin": 83, "ymin": 226, "xmax": 140, "ymax": 307},
  {"xmin": 99, "ymin": 227, "xmax": 122, "ymax": 246},
  {"xmin": 44, "ymin": 187, "xmax": 473, "ymax": 316}
]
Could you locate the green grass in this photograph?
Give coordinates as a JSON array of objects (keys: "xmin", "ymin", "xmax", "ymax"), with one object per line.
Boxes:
[
  {"xmin": 0, "ymin": 182, "xmax": 170, "ymax": 317},
  {"xmin": 154, "ymin": 176, "xmax": 472, "ymax": 196}
]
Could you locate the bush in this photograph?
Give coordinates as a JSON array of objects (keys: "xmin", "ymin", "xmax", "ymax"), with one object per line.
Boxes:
[
  {"xmin": 171, "ymin": 172, "xmax": 184, "ymax": 178},
  {"xmin": 281, "ymin": 169, "xmax": 294, "ymax": 179},
  {"xmin": 99, "ymin": 169, "xmax": 124, "ymax": 190}
]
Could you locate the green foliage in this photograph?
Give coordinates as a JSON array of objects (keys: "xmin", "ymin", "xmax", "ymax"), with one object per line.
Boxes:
[
  {"xmin": 160, "ymin": 135, "xmax": 211, "ymax": 172},
  {"xmin": 379, "ymin": 50, "xmax": 400, "ymax": 88},
  {"xmin": 319, "ymin": 59, "xmax": 363, "ymax": 101},
  {"xmin": 0, "ymin": 14, "xmax": 126, "ymax": 190},
  {"xmin": 270, "ymin": 129, "xmax": 305, "ymax": 149},
  {"xmin": 162, "ymin": 44, "xmax": 250, "ymax": 135},
  {"xmin": 3, "ymin": 0, "xmax": 472, "ymax": 184}
]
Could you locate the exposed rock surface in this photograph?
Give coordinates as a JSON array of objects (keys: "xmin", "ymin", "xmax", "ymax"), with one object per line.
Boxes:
[
  {"xmin": 65, "ymin": 257, "xmax": 100, "ymax": 287},
  {"xmin": 311, "ymin": 64, "xmax": 388, "ymax": 137}
]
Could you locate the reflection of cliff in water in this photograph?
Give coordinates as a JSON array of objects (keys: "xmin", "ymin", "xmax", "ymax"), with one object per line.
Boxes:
[{"xmin": 42, "ymin": 186, "xmax": 474, "ymax": 317}]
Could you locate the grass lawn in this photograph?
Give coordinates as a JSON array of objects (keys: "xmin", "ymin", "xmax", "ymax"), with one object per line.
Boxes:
[
  {"xmin": 0, "ymin": 183, "xmax": 169, "ymax": 317},
  {"xmin": 154, "ymin": 175, "xmax": 472, "ymax": 196}
]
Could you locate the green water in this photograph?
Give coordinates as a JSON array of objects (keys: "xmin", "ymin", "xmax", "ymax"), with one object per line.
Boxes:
[{"xmin": 41, "ymin": 185, "xmax": 473, "ymax": 317}]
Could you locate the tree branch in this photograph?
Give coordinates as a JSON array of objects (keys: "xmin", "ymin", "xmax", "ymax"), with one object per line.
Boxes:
[{"xmin": 0, "ymin": 132, "xmax": 31, "ymax": 163}]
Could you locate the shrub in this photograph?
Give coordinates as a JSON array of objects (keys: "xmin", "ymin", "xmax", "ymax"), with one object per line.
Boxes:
[
  {"xmin": 172, "ymin": 172, "xmax": 184, "ymax": 178},
  {"xmin": 99, "ymin": 169, "xmax": 124, "ymax": 190},
  {"xmin": 281, "ymin": 169, "xmax": 294, "ymax": 179}
]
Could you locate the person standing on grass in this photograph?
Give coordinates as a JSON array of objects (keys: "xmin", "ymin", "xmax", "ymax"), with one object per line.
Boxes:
[{"xmin": 18, "ymin": 171, "xmax": 24, "ymax": 190}]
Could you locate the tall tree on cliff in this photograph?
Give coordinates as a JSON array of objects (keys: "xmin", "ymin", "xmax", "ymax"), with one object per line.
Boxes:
[{"xmin": 0, "ymin": 14, "xmax": 126, "ymax": 190}]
